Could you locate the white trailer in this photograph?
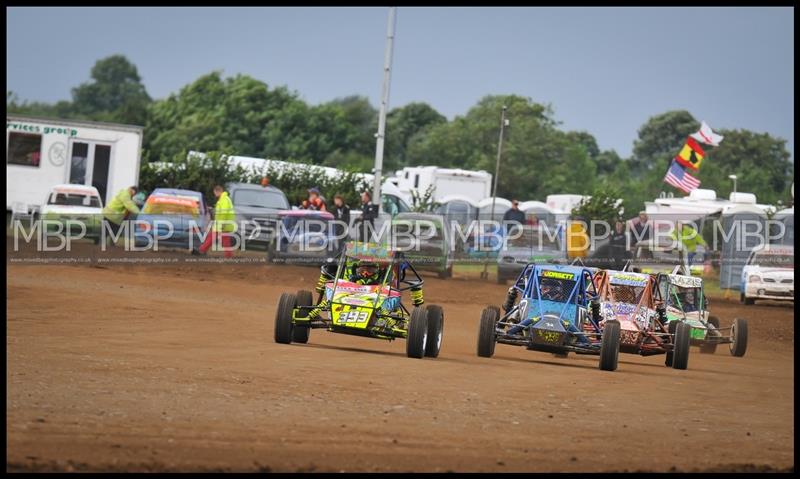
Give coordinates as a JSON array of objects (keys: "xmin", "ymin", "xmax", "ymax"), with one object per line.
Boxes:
[
  {"xmin": 389, "ymin": 166, "xmax": 492, "ymax": 204},
  {"xmin": 6, "ymin": 115, "xmax": 143, "ymax": 211}
]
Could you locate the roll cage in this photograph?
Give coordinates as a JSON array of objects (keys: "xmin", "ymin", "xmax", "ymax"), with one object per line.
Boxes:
[
  {"xmin": 499, "ymin": 263, "xmax": 602, "ymax": 336},
  {"xmin": 327, "ymin": 242, "xmax": 425, "ymax": 318}
]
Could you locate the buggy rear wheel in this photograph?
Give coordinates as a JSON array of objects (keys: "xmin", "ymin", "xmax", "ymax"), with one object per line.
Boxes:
[
  {"xmin": 699, "ymin": 316, "xmax": 720, "ymax": 354},
  {"xmin": 291, "ymin": 290, "xmax": 313, "ymax": 344},
  {"xmin": 274, "ymin": 292, "xmax": 296, "ymax": 344},
  {"xmin": 599, "ymin": 320, "xmax": 620, "ymax": 371},
  {"xmin": 665, "ymin": 320, "xmax": 678, "ymax": 367},
  {"xmin": 424, "ymin": 304, "xmax": 444, "ymax": 358},
  {"xmin": 729, "ymin": 318, "xmax": 748, "ymax": 357},
  {"xmin": 406, "ymin": 306, "xmax": 429, "ymax": 359},
  {"xmin": 672, "ymin": 322, "xmax": 691, "ymax": 370},
  {"xmin": 477, "ymin": 307, "xmax": 498, "ymax": 358}
]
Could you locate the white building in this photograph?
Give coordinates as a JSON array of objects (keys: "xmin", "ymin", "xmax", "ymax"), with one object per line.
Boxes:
[{"xmin": 6, "ymin": 115, "xmax": 143, "ymax": 210}]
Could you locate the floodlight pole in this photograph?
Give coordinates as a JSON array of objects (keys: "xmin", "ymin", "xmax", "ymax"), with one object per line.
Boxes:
[
  {"xmin": 490, "ymin": 105, "xmax": 508, "ymax": 222},
  {"xmin": 482, "ymin": 105, "xmax": 508, "ymax": 280},
  {"xmin": 372, "ymin": 7, "xmax": 397, "ymax": 214}
]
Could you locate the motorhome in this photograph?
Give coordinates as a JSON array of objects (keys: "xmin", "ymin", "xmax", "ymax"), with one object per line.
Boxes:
[{"xmin": 388, "ymin": 166, "xmax": 492, "ymax": 205}]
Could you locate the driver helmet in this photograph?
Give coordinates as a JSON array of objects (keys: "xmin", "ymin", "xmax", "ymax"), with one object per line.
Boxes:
[{"xmin": 354, "ymin": 261, "xmax": 381, "ymax": 282}]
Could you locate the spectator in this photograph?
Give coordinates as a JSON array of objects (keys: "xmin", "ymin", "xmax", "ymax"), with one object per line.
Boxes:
[
  {"xmin": 353, "ymin": 191, "xmax": 378, "ymax": 242},
  {"xmin": 609, "ymin": 219, "xmax": 629, "ymax": 270},
  {"xmin": 503, "ymin": 199, "xmax": 526, "ymax": 234},
  {"xmin": 332, "ymin": 194, "xmax": 351, "ymax": 251},
  {"xmin": 632, "ymin": 211, "xmax": 651, "ymax": 243},
  {"xmin": 306, "ymin": 187, "xmax": 328, "ymax": 212}
]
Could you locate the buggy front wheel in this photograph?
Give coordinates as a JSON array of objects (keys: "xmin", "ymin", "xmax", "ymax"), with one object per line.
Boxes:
[
  {"xmin": 477, "ymin": 307, "xmax": 499, "ymax": 358},
  {"xmin": 274, "ymin": 293, "xmax": 296, "ymax": 344},
  {"xmin": 599, "ymin": 320, "xmax": 620, "ymax": 371},
  {"xmin": 406, "ymin": 307, "xmax": 429, "ymax": 359},
  {"xmin": 729, "ymin": 318, "xmax": 748, "ymax": 357},
  {"xmin": 424, "ymin": 304, "xmax": 444, "ymax": 358},
  {"xmin": 292, "ymin": 290, "xmax": 313, "ymax": 344}
]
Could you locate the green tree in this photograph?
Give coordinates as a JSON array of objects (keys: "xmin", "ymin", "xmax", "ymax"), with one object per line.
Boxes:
[
  {"xmin": 71, "ymin": 55, "xmax": 151, "ymax": 125},
  {"xmin": 385, "ymin": 102, "xmax": 447, "ymax": 169},
  {"xmin": 697, "ymin": 129, "xmax": 792, "ymax": 205},
  {"xmin": 146, "ymin": 72, "xmax": 302, "ymax": 162},
  {"xmin": 407, "ymin": 95, "xmax": 595, "ymax": 200}
]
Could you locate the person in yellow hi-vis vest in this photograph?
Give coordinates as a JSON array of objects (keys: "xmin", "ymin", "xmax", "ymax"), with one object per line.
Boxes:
[
  {"xmin": 197, "ymin": 185, "xmax": 236, "ymax": 258},
  {"xmin": 566, "ymin": 218, "xmax": 590, "ymax": 259},
  {"xmin": 101, "ymin": 186, "xmax": 140, "ymax": 246},
  {"xmin": 671, "ymin": 220, "xmax": 707, "ymax": 266}
]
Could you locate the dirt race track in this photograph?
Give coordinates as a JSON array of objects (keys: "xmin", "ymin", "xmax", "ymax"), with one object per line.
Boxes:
[{"xmin": 6, "ymin": 244, "xmax": 796, "ymax": 472}]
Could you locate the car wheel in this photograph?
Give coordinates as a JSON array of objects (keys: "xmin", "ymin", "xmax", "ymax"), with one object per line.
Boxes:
[
  {"xmin": 671, "ymin": 322, "xmax": 691, "ymax": 370},
  {"xmin": 406, "ymin": 306, "xmax": 428, "ymax": 359},
  {"xmin": 552, "ymin": 352, "xmax": 569, "ymax": 358},
  {"xmin": 599, "ymin": 320, "xmax": 620, "ymax": 371},
  {"xmin": 699, "ymin": 316, "xmax": 720, "ymax": 354},
  {"xmin": 496, "ymin": 274, "xmax": 506, "ymax": 285},
  {"xmin": 743, "ymin": 294, "xmax": 755, "ymax": 305},
  {"xmin": 274, "ymin": 292, "xmax": 296, "ymax": 344},
  {"xmin": 292, "ymin": 290, "xmax": 313, "ymax": 344},
  {"xmin": 477, "ymin": 306, "xmax": 498, "ymax": 358},
  {"xmin": 729, "ymin": 318, "xmax": 748, "ymax": 357},
  {"xmin": 424, "ymin": 304, "xmax": 444, "ymax": 358}
]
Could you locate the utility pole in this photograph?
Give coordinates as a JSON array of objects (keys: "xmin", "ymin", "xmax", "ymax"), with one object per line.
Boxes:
[{"xmin": 372, "ymin": 7, "xmax": 397, "ymax": 213}]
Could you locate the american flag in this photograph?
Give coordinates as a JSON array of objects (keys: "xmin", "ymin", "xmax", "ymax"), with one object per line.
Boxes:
[{"xmin": 664, "ymin": 160, "xmax": 701, "ymax": 193}]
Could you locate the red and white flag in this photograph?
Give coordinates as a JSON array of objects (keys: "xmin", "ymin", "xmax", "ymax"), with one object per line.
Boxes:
[{"xmin": 690, "ymin": 121, "xmax": 724, "ymax": 147}]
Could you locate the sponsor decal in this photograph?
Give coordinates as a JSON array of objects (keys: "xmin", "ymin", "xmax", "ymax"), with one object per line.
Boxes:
[
  {"xmin": 541, "ymin": 270, "xmax": 575, "ymax": 280},
  {"xmin": 668, "ymin": 274, "xmax": 702, "ymax": 288},
  {"xmin": 609, "ymin": 273, "xmax": 648, "ymax": 286}
]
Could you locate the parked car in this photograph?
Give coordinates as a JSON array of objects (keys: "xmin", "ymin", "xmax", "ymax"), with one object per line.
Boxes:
[
  {"xmin": 388, "ymin": 213, "xmax": 454, "ymax": 278},
  {"xmin": 496, "ymin": 225, "xmax": 566, "ymax": 284},
  {"xmin": 226, "ymin": 182, "xmax": 289, "ymax": 249},
  {"xmin": 39, "ymin": 184, "xmax": 104, "ymax": 243},
  {"xmin": 134, "ymin": 188, "xmax": 210, "ymax": 251},
  {"xmin": 740, "ymin": 245, "xmax": 794, "ymax": 305},
  {"xmin": 268, "ymin": 209, "xmax": 338, "ymax": 264}
]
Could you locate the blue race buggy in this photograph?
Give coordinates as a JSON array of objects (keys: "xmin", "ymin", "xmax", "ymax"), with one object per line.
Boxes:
[{"xmin": 476, "ymin": 263, "xmax": 622, "ymax": 371}]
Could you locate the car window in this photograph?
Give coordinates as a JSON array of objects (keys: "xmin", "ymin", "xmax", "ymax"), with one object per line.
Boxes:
[
  {"xmin": 233, "ymin": 189, "xmax": 289, "ymax": 209},
  {"xmin": 48, "ymin": 192, "xmax": 101, "ymax": 208}
]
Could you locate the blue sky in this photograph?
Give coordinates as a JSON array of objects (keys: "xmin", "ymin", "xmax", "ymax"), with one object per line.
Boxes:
[{"xmin": 6, "ymin": 7, "xmax": 794, "ymax": 160}]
